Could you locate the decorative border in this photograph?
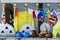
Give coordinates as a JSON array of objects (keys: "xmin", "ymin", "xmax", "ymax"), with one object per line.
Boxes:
[{"xmin": 1, "ymin": 0, "xmax": 60, "ymax": 3}]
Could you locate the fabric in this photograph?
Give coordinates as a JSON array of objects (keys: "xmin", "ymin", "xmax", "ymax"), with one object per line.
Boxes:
[
  {"xmin": 34, "ymin": 18, "xmax": 36, "ymax": 30},
  {"xmin": 38, "ymin": 12, "xmax": 43, "ymax": 20},
  {"xmin": 38, "ymin": 9, "xmax": 45, "ymax": 22},
  {"xmin": 28, "ymin": 9, "xmax": 34, "ymax": 28},
  {"xmin": 35, "ymin": 10, "xmax": 40, "ymax": 16},
  {"xmin": 14, "ymin": 9, "xmax": 34, "ymax": 32},
  {"xmin": 47, "ymin": 9, "xmax": 57, "ymax": 26},
  {"xmin": 32, "ymin": 10, "xmax": 36, "ymax": 29},
  {"xmin": 40, "ymin": 23, "xmax": 51, "ymax": 33},
  {"xmin": 28, "ymin": 8, "xmax": 37, "ymax": 30},
  {"xmin": 56, "ymin": 12, "xmax": 60, "ymax": 20},
  {"xmin": 39, "ymin": 17, "xmax": 44, "ymax": 22},
  {"xmin": 38, "ymin": 9, "xmax": 44, "ymax": 33},
  {"xmin": 14, "ymin": 8, "xmax": 19, "ymax": 32},
  {"xmin": 28, "ymin": 8, "xmax": 33, "ymax": 14},
  {"xmin": 0, "ymin": 23, "xmax": 15, "ymax": 37},
  {"xmin": 52, "ymin": 20, "xmax": 60, "ymax": 38},
  {"xmin": 18, "ymin": 11, "xmax": 34, "ymax": 31},
  {"xmin": 32, "ymin": 10, "xmax": 36, "ymax": 18},
  {"xmin": 49, "ymin": 18, "xmax": 56, "ymax": 26}
]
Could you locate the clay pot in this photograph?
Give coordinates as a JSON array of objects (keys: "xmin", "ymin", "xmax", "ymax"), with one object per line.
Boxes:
[
  {"xmin": 39, "ymin": 33, "xmax": 45, "ymax": 38},
  {"xmin": 45, "ymin": 33, "xmax": 52, "ymax": 38},
  {"xmin": 29, "ymin": 30, "xmax": 37, "ymax": 37}
]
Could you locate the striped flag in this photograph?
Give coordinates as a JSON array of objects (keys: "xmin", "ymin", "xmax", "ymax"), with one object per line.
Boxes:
[
  {"xmin": 49, "ymin": 18, "xmax": 55, "ymax": 25},
  {"xmin": 49, "ymin": 10, "xmax": 58, "ymax": 26}
]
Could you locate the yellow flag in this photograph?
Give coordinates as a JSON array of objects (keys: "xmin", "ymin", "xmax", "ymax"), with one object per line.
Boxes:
[
  {"xmin": 52, "ymin": 20, "xmax": 60, "ymax": 38},
  {"xmin": 14, "ymin": 10, "xmax": 34, "ymax": 32},
  {"xmin": 28, "ymin": 13, "xmax": 34, "ymax": 27},
  {"xmin": 18, "ymin": 11, "xmax": 28, "ymax": 31},
  {"xmin": 14, "ymin": 8, "xmax": 19, "ymax": 32}
]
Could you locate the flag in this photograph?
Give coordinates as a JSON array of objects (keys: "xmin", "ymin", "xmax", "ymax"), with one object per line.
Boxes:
[
  {"xmin": 14, "ymin": 8, "xmax": 34, "ymax": 32},
  {"xmin": 49, "ymin": 18, "xmax": 56, "ymax": 26},
  {"xmin": 28, "ymin": 8, "xmax": 34, "ymax": 27},
  {"xmin": 18, "ymin": 11, "xmax": 28, "ymax": 31},
  {"xmin": 48, "ymin": 10, "xmax": 58, "ymax": 26},
  {"xmin": 52, "ymin": 20, "xmax": 60, "ymax": 38},
  {"xmin": 35, "ymin": 10, "xmax": 40, "ymax": 17},
  {"xmin": 32, "ymin": 10, "xmax": 36, "ymax": 18},
  {"xmin": 1, "ymin": 14, "xmax": 6, "ymax": 24},
  {"xmin": 14, "ymin": 8, "xmax": 19, "ymax": 32},
  {"xmin": 32, "ymin": 10, "xmax": 36, "ymax": 29},
  {"xmin": 18, "ymin": 10, "xmax": 34, "ymax": 30}
]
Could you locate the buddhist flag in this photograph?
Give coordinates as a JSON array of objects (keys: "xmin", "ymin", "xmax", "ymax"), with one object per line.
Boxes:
[
  {"xmin": 32, "ymin": 10, "xmax": 36, "ymax": 29},
  {"xmin": 14, "ymin": 8, "xmax": 19, "ymax": 32},
  {"xmin": 28, "ymin": 8, "xmax": 34, "ymax": 27},
  {"xmin": 52, "ymin": 20, "xmax": 60, "ymax": 38},
  {"xmin": 18, "ymin": 11, "xmax": 28, "ymax": 30},
  {"xmin": 14, "ymin": 8, "xmax": 34, "ymax": 32},
  {"xmin": 32, "ymin": 10, "xmax": 36, "ymax": 18}
]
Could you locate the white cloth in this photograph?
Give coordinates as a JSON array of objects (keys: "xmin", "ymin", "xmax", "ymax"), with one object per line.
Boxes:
[
  {"xmin": 28, "ymin": 8, "xmax": 33, "ymax": 14},
  {"xmin": 40, "ymin": 23, "xmax": 52, "ymax": 32},
  {"xmin": 28, "ymin": 8, "xmax": 40, "ymax": 16},
  {"xmin": 20, "ymin": 24, "xmax": 35, "ymax": 33},
  {"xmin": 56, "ymin": 12, "xmax": 60, "ymax": 20},
  {"xmin": 35, "ymin": 10, "xmax": 40, "ymax": 16},
  {"xmin": 0, "ymin": 23, "xmax": 15, "ymax": 37}
]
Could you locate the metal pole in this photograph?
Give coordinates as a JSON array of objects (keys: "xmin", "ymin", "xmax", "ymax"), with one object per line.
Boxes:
[
  {"xmin": 58, "ymin": 3, "xmax": 60, "ymax": 11},
  {"xmin": 46, "ymin": 3, "xmax": 50, "ymax": 40},
  {"xmin": 14, "ymin": 3, "xmax": 16, "ymax": 19},
  {"xmin": 24, "ymin": 3, "xmax": 28, "ymax": 11},
  {"xmin": 36, "ymin": 3, "xmax": 39, "ymax": 34}
]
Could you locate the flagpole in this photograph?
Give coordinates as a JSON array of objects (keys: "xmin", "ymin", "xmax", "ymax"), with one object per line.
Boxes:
[
  {"xmin": 46, "ymin": 3, "xmax": 50, "ymax": 15},
  {"xmin": 46, "ymin": 3, "xmax": 50, "ymax": 33},
  {"xmin": 57, "ymin": 3, "xmax": 60, "ymax": 12},
  {"xmin": 14, "ymin": 3, "xmax": 16, "ymax": 19},
  {"xmin": 2, "ymin": 3, "xmax": 5, "ymax": 15},
  {"xmin": 36, "ymin": 3, "xmax": 39, "ymax": 33},
  {"xmin": 57, "ymin": 3, "xmax": 60, "ymax": 21},
  {"xmin": 46, "ymin": 3, "xmax": 50, "ymax": 24},
  {"xmin": 36, "ymin": 3, "xmax": 39, "ymax": 10},
  {"xmin": 24, "ymin": 3, "xmax": 28, "ymax": 11},
  {"xmin": 24, "ymin": 3, "xmax": 29, "ymax": 24},
  {"xmin": 46, "ymin": 3, "xmax": 50, "ymax": 16},
  {"xmin": 14, "ymin": 3, "xmax": 16, "ymax": 29}
]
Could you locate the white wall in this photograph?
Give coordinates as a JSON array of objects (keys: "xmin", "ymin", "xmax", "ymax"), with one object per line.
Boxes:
[
  {"xmin": 1, "ymin": 0, "xmax": 60, "ymax": 3},
  {"xmin": 0, "ymin": 4, "xmax": 2, "ymax": 22}
]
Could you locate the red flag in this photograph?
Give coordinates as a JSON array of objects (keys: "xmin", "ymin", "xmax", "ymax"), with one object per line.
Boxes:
[{"xmin": 32, "ymin": 10, "xmax": 36, "ymax": 18}]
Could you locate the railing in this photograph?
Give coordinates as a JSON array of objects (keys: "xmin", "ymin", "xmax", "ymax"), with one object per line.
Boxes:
[{"xmin": 0, "ymin": 37, "xmax": 60, "ymax": 40}]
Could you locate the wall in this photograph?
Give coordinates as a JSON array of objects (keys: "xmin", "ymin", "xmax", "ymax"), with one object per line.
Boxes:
[{"xmin": 0, "ymin": 4, "xmax": 2, "ymax": 22}]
